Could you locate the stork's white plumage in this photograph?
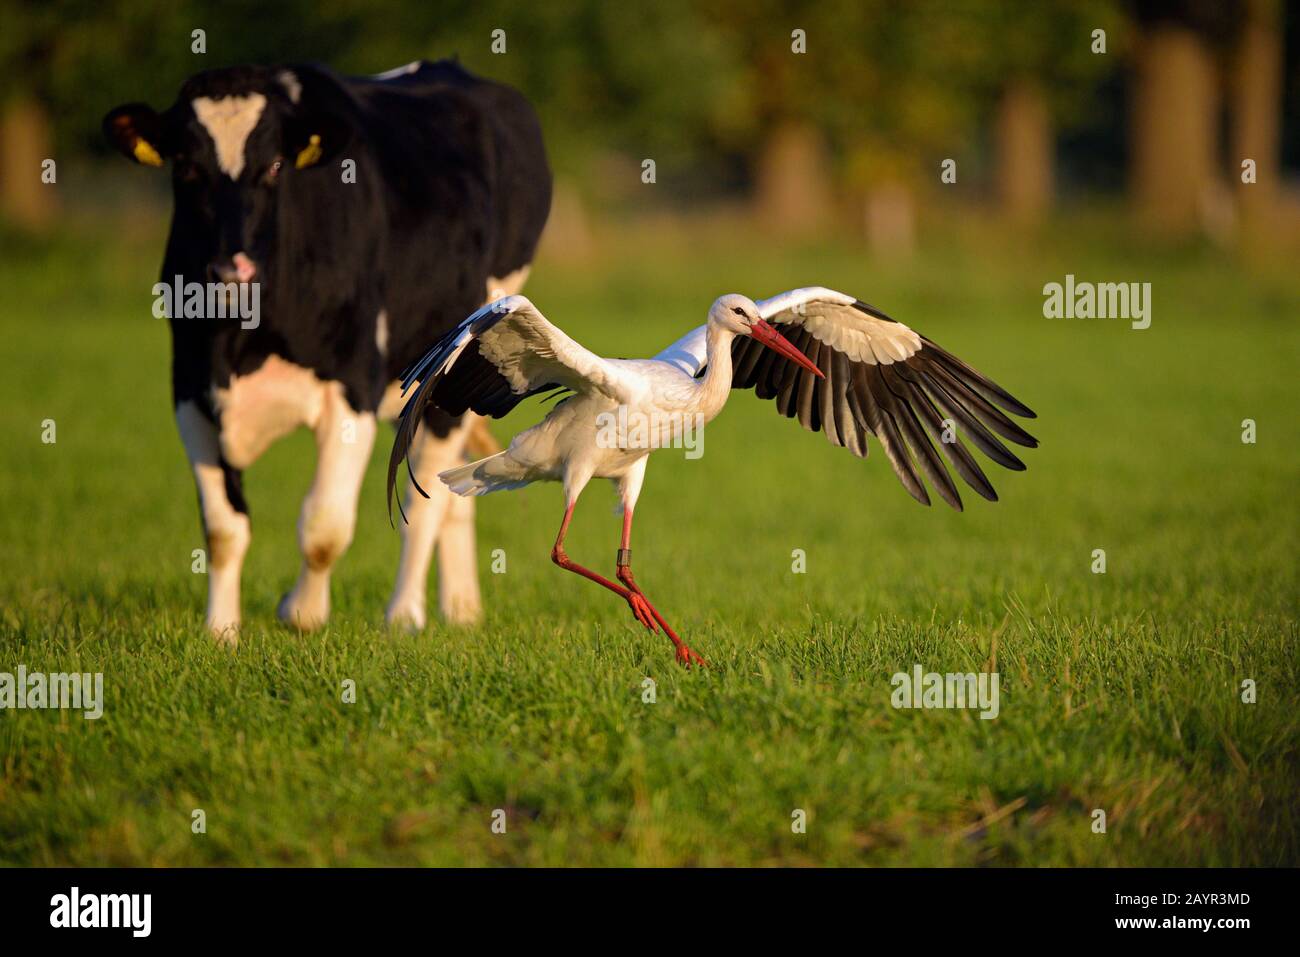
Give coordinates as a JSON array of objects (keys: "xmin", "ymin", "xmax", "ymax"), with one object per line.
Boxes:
[{"xmin": 389, "ymin": 287, "xmax": 1038, "ymax": 665}]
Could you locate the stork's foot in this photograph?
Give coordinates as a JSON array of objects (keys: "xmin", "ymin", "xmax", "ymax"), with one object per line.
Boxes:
[
  {"xmin": 626, "ymin": 592, "xmax": 658, "ymax": 632},
  {"xmin": 673, "ymin": 643, "xmax": 707, "ymax": 668},
  {"xmin": 617, "ymin": 566, "xmax": 706, "ymax": 668}
]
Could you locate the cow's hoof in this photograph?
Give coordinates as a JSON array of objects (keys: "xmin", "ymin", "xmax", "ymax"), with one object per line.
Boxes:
[
  {"xmin": 441, "ymin": 596, "xmax": 482, "ymax": 627},
  {"xmin": 207, "ymin": 622, "xmax": 240, "ymax": 648},
  {"xmin": 385, "ymin": 600, "xmax": 426, "ymax": 633},
  {"xmin": 277, "ymin": 593, "xmax": 329, "ymax": 631}
]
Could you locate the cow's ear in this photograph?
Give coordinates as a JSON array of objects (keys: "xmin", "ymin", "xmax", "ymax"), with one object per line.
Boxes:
[
  {"xmin": 285, "ymin": 114, "xmax": 349, "ymax": 170},
  {"xmin": 103, "ymin": 104, "xmax": 169, "ymax": 167}
]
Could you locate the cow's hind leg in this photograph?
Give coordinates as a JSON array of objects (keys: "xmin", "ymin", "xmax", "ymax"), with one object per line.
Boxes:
[
  {"xmin": 177, "ymin": 401, "xmax": 250, "ymax": 645},
  {"xmin": 386, "ymin": 410, "xmax": 482, "ymax": 630},
  {"xmin": 437, "ymin": 471, "xmax": 482, "ymax": 624},
  {"xmin": 278, "ymin": 385, "xmax": 377, "ymax": 630},
  {"xmin": 385, "ymin": 270, "xmax": 532, "ymax": 631}
]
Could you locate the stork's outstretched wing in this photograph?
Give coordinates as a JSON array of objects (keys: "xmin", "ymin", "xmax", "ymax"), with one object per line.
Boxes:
[
  {"xmin": 388, "ymin": 295, "xmax": 636, "ymax": 521},
  {"xmin": 717, "ymin": 286, "xmax": 1036, "ymax": 510}
]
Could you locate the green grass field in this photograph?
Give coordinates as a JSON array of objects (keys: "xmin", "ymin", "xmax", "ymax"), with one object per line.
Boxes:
[{"xmin": 1, "ymin": 220, "xmax": 1296, "ymax": 866}]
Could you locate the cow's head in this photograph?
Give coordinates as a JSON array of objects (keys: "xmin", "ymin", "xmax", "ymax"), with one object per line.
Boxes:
[{"xmin": 104, "ymin": 66, "xmax": 347, "ymax": 288}]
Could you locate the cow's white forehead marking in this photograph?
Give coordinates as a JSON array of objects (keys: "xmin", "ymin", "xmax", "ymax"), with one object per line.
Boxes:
[{"xmin": 192, "ymin": 93, "xmax": 268, "ymax": 179}]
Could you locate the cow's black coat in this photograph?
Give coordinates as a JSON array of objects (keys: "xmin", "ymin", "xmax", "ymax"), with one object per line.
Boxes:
[{"xmin": 105, "ymin": 60, "xmax": 551, "ymax": 513}]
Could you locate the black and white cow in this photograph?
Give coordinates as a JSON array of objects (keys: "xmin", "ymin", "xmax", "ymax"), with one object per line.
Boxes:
[{"xmin": 103, "ymin": 59, "xmax": 551, "ymax": 641}]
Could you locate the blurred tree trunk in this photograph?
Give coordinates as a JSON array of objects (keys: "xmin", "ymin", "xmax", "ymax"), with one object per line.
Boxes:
[
  {"xmin": 995, "ymin": 80, "xmax": 1053, "ymax": 225},
  {"xmin": 863, "ymin": 182, "xmax": 915, "ymax": 258},
  {"xmin": 1129, "ymin": 26, "xmax": 1220, "ymax": 238},
  {"xmin": 1232, "ymin": 0, "xmax": 1282, "ymax": 241},
  {"xmin": 537, "ymin": 178, "xmax": 592, "ymax": 264},
  {"xmin": 754, "ymin": 121, "xmax": 833, "ymax": 237},
  {"xmin": 0, "ymin": 96, "xmax": 56, "ymax": 230}
]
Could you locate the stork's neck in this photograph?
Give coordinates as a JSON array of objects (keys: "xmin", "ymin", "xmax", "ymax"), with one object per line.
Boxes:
[{"xmin": 696, "ymin": 321, "xmax": 737, "ymax": 419}]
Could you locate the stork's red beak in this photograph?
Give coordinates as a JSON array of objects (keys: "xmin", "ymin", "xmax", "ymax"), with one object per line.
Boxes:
[{"xmin": 750, "ymin": 319, "xmax": 825, "ymax": 378}]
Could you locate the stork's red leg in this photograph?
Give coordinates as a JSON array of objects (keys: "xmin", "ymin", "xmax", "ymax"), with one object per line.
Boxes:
[
  {"xmin": 551, "ymin": 500, "xmax": 657, "ymax": 633},
  {"xmin": 615, "ymin": 507, "xmax": 706, "ymax": 668}
]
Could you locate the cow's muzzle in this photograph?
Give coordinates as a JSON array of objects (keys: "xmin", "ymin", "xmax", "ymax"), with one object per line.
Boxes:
[{"xmin": 207, "ymin": 252, "xmax": 259, "ymax": 285}]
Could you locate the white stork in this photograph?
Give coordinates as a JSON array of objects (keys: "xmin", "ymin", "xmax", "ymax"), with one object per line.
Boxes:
[{"xmin": 388, "ymin": 287, "xmax": 1037, "ymax": 666}]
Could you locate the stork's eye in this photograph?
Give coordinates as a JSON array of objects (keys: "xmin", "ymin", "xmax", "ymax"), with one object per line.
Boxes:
[
  {"xmin": 265, "ymin": 158, "xmax": 283, "ymax": 184},
  {"xmin": 732, "ymin": 306, "xmax": 746, "ymax": 316}
]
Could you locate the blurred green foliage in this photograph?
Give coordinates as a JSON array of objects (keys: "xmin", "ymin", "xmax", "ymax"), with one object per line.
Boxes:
[{"xmin": 3, "ymin": 0, "xmax": 1129, "ymax": 177}]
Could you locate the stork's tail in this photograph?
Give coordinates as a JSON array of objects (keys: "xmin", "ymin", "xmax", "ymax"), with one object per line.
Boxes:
[{"xmin": 439, "ymin": 451, "xmax": 532, "ymax": 496}]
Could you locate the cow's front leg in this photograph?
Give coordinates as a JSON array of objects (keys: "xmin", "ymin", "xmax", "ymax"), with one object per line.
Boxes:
[
  {"xmin": 386, "ymin": 412, "xmax": 482, "ymax": 629},
  {"xmin": 177, "ymin": 401, "xmax": 250, "ymax": 645},
  {"xmin": 278, "ymin": 385, "xmax": 377, "ymax": 631}
]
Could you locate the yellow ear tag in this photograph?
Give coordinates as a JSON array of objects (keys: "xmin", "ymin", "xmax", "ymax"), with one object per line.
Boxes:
[
  {"xmin": 133, "ymin": 139, "xmax": 163, "ymax": 167},
  {"xmin": 295, "ymin": 134, "xmax": 322, "ymax": 169}
]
